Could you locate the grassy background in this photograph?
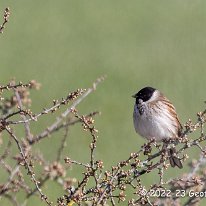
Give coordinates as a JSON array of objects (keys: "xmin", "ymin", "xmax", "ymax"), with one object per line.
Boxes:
[{"xmin": 1, "ymin": 0, "xmax": 206, "ymax": 205}]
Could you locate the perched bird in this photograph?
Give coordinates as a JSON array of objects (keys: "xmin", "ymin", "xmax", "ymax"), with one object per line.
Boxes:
[{"xmin": 132, "ymin": 87, "xmax": 183, "ymax": 169}]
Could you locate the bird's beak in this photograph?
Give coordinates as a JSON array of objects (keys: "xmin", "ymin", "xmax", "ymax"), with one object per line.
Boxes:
[{"xmin": 132, "ymin": 94, "xmax": 136, "ymax": 98}]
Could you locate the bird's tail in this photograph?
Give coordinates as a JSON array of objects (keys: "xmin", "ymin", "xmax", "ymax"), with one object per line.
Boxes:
[{"xmin": 168, "ymin": 148, "xmax": 183, "ymax": 169}]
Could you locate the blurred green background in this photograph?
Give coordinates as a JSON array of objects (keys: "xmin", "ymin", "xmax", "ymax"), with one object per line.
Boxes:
[{"xmin": 1, "ymin": 0, "xmax": 206, "ymax": 205}]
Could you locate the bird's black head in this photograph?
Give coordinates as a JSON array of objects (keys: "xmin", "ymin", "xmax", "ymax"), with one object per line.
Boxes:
[{"xmin": 132, "ymin": 87, "xmax": 156, "ymax": 102}]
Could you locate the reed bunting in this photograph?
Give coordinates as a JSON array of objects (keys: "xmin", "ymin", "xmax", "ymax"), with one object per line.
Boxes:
[{"xmin": 132, "ymin": 87, "xmax": 183, "ymax": 169}]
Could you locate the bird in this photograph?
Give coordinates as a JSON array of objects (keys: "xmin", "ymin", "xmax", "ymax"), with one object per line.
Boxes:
[{"xmin": 132, "ymin": 86, "xmax": 183, "ymax": 169}]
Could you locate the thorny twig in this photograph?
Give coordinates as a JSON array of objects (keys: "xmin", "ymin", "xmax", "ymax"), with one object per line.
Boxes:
[
  {"xmin": 5, "ymin": 126, "xmax": 52, "ymax": 205},
  {"xmin": 0, "ymin": 78, "xmax": 103, "ymax": 206},
  {"xmin": 61, "ymin": 107, "xmax": 206, "ymax": 206},
  {"xmin": 1, "ymin": 77, "xmax": 206, "ymax": 206},
  {"xmin": 0, "ymin": 7, "xmax": 10, "ymax": 34},
  {"xmin": 14, "ymin": 88, "xmax": 33, "ymax": 142}
]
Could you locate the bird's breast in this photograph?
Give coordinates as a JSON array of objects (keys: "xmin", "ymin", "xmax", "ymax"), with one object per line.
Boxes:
[{"xmin": 133, "ymin": 102, "xmax": 178, "ymax": 141}]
